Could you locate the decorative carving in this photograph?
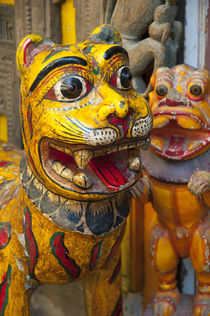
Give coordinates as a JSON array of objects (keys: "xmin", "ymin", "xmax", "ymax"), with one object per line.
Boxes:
[
  {"xmin": 74, "ymin": 0, "xmax": 107, "ymax": 43},
  {"xmin": 0, "ymin": 25, "xmax": 152, "ymax": 315},
  {"xmin": 0, "ymin": 4, "xmax": 20, "ymax": 147},
  {"xmin": 74, "ymin": 0, "xmax": 183, "ymax": 95},
  {"xmin": 139, "ymin": 64, "xmax": 210, "ymax": 315},
  {"xmin": 0, "ymin": 1, "xmax": 62, "ymax": 148}
]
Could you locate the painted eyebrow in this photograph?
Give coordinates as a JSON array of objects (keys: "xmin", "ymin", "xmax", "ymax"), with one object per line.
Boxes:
[
  {"xmin": 29, "ymin": 56, "xmax": 88, "ymax": 93},
  {"xmin": 103, "ymin": 46, "xmax": 129, "ymax": 61}
]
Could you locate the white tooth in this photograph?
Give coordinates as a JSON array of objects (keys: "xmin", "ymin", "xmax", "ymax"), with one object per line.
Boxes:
[
  {"xmin": 119, "ymin": 144, "xmax": 128, "ymax": 151},
  {"xmin": 106, "ymin": 147, "xmax": 114, "ymax": 154},
  {"xmin": 73, "ymin": 172, "xmax": 92, "ymax": 189},
  {"xmin": 129, "ymin": 157, "xmax": 141, "ymax": 171},
  {"xmin": 63, "ymin": 147, "xmax": 72, "ymax": 155},
  {"xmin": 50, "ymin": 143, "xmax": 56, "ymax": 149},
  {"xmin": 73, "ymin": 150, "xmax": 93, "ymax": 169},
  {"xmin": 136, "ymin": 141, "xmax": 144, "ymax": 148},
  {"xmin": 61, "ymin": 168, "xmax": 74, "ymax": 181},
  {"xmin": 50, "ymin": 143, "xmax": 61, "ymax": 151},
  {"xmin": 128, "ymin": 149, "xmax": 141, "ymax": 171},
  {"xmin": 94, "ymin": 148, "xmax": 107, "ymax": 157},
  {"xmin": 52, "ymin": 161, "xmax": 65, "ymax": 174}
]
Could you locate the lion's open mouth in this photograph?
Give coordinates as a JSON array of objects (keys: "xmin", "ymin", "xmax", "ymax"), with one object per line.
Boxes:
[
  {"xmin": 151, "ymin": 120, "xmax": 209, "ymax": 160},
  {"xmin": 39, "ymin": 137, "xmax": 148, "ymax": 194}
]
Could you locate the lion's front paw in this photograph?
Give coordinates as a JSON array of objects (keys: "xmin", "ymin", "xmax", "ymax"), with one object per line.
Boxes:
[
  {"xmin": 129, "ymin": 176, "xmax": 151, "ymax": 200},
  {"xmin": 193, "ymin": 293, "xmax": 210, "ymax": 316},
  {"xmin": 188, "ymin": 171, "xmax": 210, "ymax": 196},
  {"xmin": 153, "ymin": 289, "xmax": 180, "ymax": 316}
]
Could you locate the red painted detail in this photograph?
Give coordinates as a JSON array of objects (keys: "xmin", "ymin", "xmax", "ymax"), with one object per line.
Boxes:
[
  {"xmin": 0, "ymin": 273, "xmax": 7, "ymax": 312},
  {"xmin": 110, "ymin": 72, "xmax": 117, "ymax": 87},
  {"xmin": 109, "ymin": 256, "xmax": 121, "ymax": 284},
  {"xmin": 23, "ymin": 207, "xmax": 39, "ymax": 279},
  {"xmin": 0, "ymin": 265, "xmax": 11, "ymax": 315},
  {"xmin": 0, "ymin": 223, "xmax": 11, "ymax": 250},
  {"xmin": 165, "ymin": 135, "xmax": 185, "ymax": 157},
  {"xmin": 46, "ymin": 87, "xmax": 57, "ymax": 100},
  {"xmin": 89, "ymin": 156, "xmax": 128, "ymax": 191},
  {"xmin": 23, "ymin": 38, "xmax": 32, "ymax": 66},
  {"xmin": 49, "ymin": 147, "xmax": 75, "ymax": 168},
  {"xmin": 107, "ymin": 225, "xmax": 126, "ymax": 263},
  {"xmin": 0, "ymin": 162, "xmax": 11, "ymax": 168},
  {"xmin": 165, "ymin": 99, "xmax": 182, "ymax": 106},
  {"xmin": 50, "ymin": 232, "xmax": 80, "ymax": 280},
  {"xmin": 111, "ymin": 294, "xmax": 122, "ymax": 316},
  {"xmin": 89, "ymin": 240, "xmax": 103, "ymax": 270},
  {"xmin": 108, "ymin": 109, "xmax": 132, "ymax": 138},
  {"xmin": 186, "ymin": 92, "xmax": 205, "ymax": 102}
]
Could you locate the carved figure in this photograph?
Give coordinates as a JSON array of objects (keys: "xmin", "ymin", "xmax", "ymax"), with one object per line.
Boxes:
[
  {"xmin": 141, "ymin": 64, "xmax": 210, "ymax": 315},
  {"xmin": 0, "ymin": 25, "xmax": 152, "ymax": 316},
  {"xmin": 74, "ymin": 0, "xmax": 183, "ymax": 95}
]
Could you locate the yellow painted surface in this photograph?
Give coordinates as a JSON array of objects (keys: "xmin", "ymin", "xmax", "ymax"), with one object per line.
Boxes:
[
  {"xmin": 0, "ymin": 114, "xmax": 8, "ymax": 142},
  {"xmin": 143, "ymin": 203, "xmax": 158, "ymax": 308},
  {"xmin": 0, "ymin": 0, "xmax": 14, "ymax": 4},
  {"xmin": 61, "ymin": 0, "xmax": 76, "ymax": 44},
  {"xmin": 121, "ymin": 199, "xmax": 145, "ymax": 293},
  {"xmin": 121, "ymin": 214, "xmax": 131, "ymax": 292},
  {"xmin": 129, "ymin": 199, "xmax": 144, "ymax": 292}
]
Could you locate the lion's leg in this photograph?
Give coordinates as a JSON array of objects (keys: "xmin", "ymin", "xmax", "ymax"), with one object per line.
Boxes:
[
  {"xmin": 83, "ymin": 248, "xmax": 122, "ymax": 316},
  {"xmin": 0, "ymin": 263, "xmax": 31, "ymax": 316},
  {"xmin": 150, "ymin": 224, "xmax": 180, "ymax": 316},
  {"xmin": 189, "ymin": 217, "xmax": 210, "ymax": 316}
]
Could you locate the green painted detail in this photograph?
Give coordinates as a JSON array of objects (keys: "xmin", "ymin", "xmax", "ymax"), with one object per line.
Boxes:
[
  {"xmin": 92, "ymin": 65, "xmax": 100, "ymax": 75},
  {"xmin": 0, "ymin": 265, "xmax": 11, "ymax": 316},
  {"xmin": 85, "ymin": 45, "xmax": 94, "ymax": 54}
]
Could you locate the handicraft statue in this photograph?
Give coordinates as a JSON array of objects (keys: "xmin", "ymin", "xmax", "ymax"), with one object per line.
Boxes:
[
  {"xmin": 0, "ymin": 25, "xmax": 152, "ymax": 316},
  {"xmin": 140, "ymin": 64, "xmax": 210, "ymax": 315}
]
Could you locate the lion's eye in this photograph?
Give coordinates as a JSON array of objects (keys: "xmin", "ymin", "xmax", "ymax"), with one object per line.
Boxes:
[
  {"xmin": 156, "ymin": 84, "xmax": 168, "ymax": 97},
  {"xmin": 190, "ymin": 85, "xmax": 202, "ymax": 96},
  {"xmin": 60, "ymin": 77, "xmax": 83, "ymax": 99},
  {"xmin": 110, "ymin": 66, "xmax": 132, "ymax": 90},
  {"xmin": 46, "ymin": 76, "xmax": 92, "ymax": 102},
  {"xmin": 187, "ymin": 82, "xmax": 206, "ymax": 101}
]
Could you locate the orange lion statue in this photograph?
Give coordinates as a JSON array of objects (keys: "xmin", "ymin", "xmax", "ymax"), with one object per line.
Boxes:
[{"xmin": 141, "ymin": 64, "xmax": 209, "ymax": 315}]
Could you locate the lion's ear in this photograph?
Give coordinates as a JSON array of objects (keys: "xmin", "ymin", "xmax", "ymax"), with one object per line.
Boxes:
[
  {"xmin": 16, "ymin": 34, "xmax": 54, "ymax": 76},
  {"xmin": 86, "ymin": 24, "xmax": 122, "ymax": 46}
]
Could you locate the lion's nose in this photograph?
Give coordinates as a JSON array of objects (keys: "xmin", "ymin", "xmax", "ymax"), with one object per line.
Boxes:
[
  {"xmin": 98, "ymin": 100, "xmax": 129, "ymax": 121},
  {"xmin": 166, "ymin": 89, "xmax": 190, "ymax": 107}
]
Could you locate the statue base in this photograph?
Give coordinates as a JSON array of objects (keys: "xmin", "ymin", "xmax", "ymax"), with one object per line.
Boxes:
[{"xmin": 143, "ymin": 294, "xmax": 194, "ymax": 315}]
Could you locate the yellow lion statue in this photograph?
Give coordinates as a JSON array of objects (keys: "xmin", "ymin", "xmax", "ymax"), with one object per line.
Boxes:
[{"xmin": 0, "ymin": 25, "xmax": 152, "ymax": 316}]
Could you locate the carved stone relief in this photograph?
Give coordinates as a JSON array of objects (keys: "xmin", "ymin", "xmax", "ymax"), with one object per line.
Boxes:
[
  {"xmin": 0, "ymin": 1, "xmax": 62, "ymax": 147},
  {"xmin": 74, "ymin": 0, "xmax": 183, "ymax": 95},
  {"xmin": 0, "ymin": 4, "xmax": 20, "ymax": 146}
]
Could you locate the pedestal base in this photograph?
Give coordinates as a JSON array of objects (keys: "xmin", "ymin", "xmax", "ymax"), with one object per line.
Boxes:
[{"xmin": 143, "ymin": 294, "xmax": 194, "ymax": 316}]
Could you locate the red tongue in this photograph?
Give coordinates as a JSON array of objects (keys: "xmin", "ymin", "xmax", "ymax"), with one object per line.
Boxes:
[
  {"xmin": 89, "ymin": 156, "xmax": 128, "ymax": 191},
  {"xmin": 165, "ymin": 135, "xmax": 185, "ymax": 157}
]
